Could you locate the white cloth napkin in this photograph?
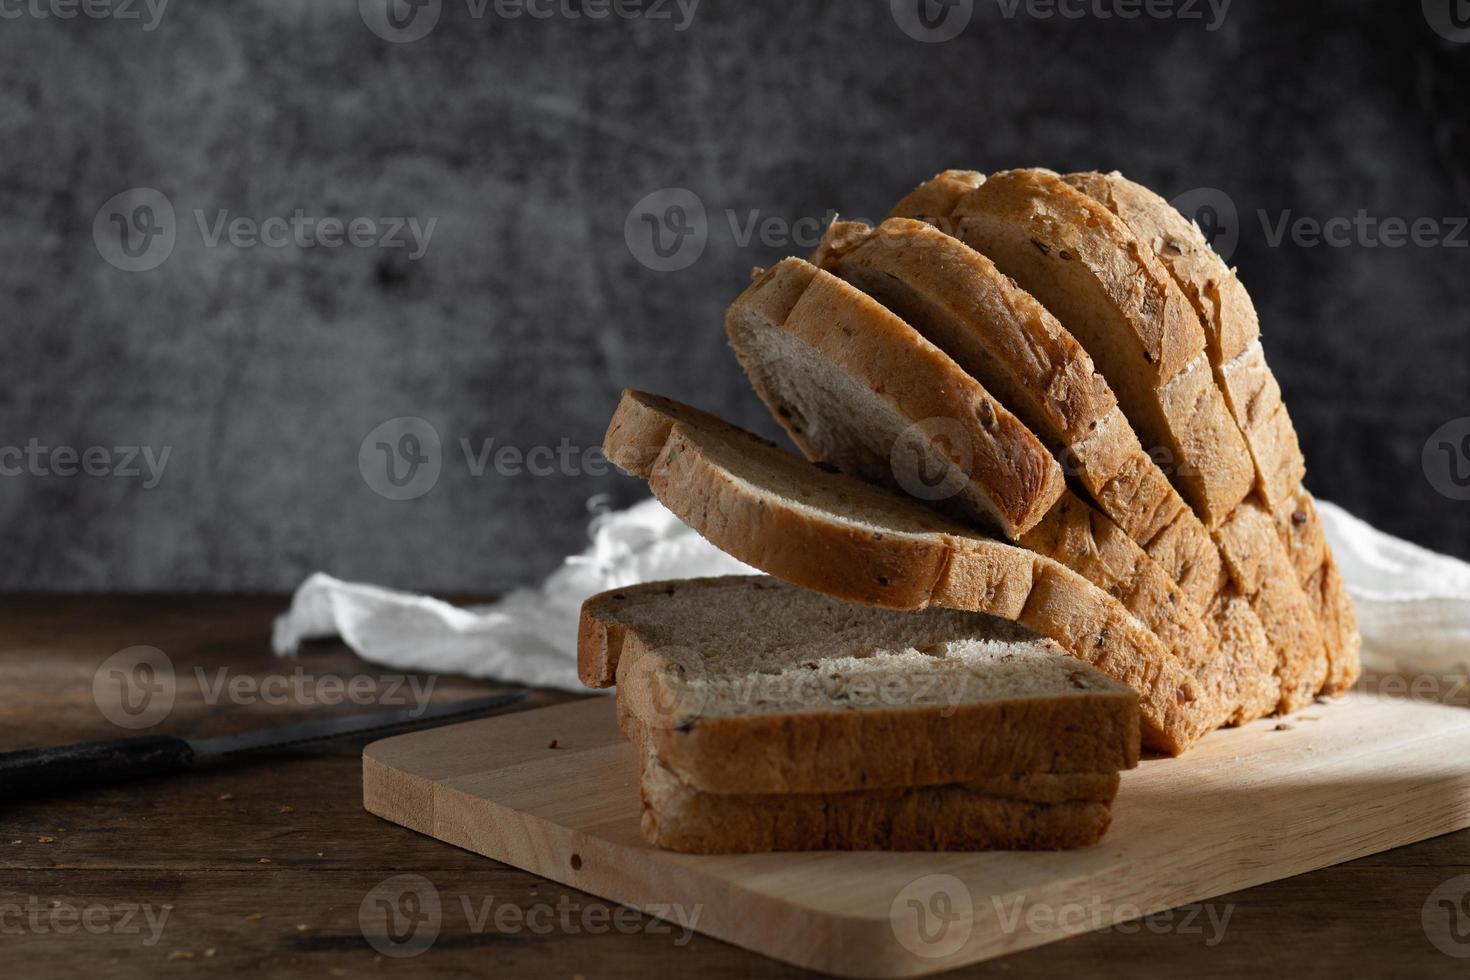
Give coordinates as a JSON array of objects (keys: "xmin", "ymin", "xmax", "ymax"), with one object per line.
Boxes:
[{"xmin": 272, "ymin": 497, "xmax": 1469, "ymax": 690}]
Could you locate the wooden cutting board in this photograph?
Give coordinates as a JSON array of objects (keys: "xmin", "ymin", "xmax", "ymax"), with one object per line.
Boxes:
[{"xmin": 363, "ymin": 687, "xmax": 1470, "ymax": 977}]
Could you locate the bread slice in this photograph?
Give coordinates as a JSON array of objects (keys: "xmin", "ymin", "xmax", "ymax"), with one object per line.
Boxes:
[
  {"xmin": 600, "ymin": 390, "xmax": 1211, "ymax": 754},
  {"xmin": 618, "ymin": 699, "xmax": 1124, "ymax": 801},
  {"xmin": 890, "ymin": 168, "xmax": 1255, "ymax": 528},
  {"xmin": 891, "ymin": 170, "xmax": 1330, "ymax": 714},
  {"xmin": 1060, "ymin": 171, "xmax": 1303, "ymax": 506},
  {"xmin": 811, "ymin": 217, "xmax": 1276, "ymax": 725},
  {"xmin": 580, "ymin": 575, "xmax": 1140, "ymax": 792},
  {"xmin": 640, "ymin": 746, "xmax": 1116, "ymax": 853},
  {"xmin": 1064, "ymin": 171, "xmax": 1361, "ymax": 696},
  {"xmin": 724, "ymin": 257, "xmax": 1066, "ymax": 539},
  {"xmin": 726, "ymin": 254, "xmax": 1200, "ymax": 647},
  {"xmin": 887, "ymin": 168, "xmax": 986, "ymax": 229}
]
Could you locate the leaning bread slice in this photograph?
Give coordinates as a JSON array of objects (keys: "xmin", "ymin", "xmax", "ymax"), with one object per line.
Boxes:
[
  {"xmin": 891, "ymin": 168, "xmax": 1254, "ymax": 528},
  {"xmin": 729, "ymin": 254, "xmax": 1231, "ymax": 730},
  {"xmin": 812, "ymin": 218, "xmax": 1218, "ymax": 605},
  {"xmin": 724, "ymin": 257, "xmax": 1065, "ymax": 539},
  {"xmin": 601, "ymin": 390, "xmax": 1211, "ymax": 754},
  {"xmin": 640, "ymin": 746, "xmax": 1117, "ymax": 854},
  {"xmin": 581, "ymin": 575, "xmax": 1139, "ymax": 792},
  {"xmin": 1065, "ymin": 171, "xmax": 1361, "ymax": 696},
  {"xmin": 811, "ymin": 217, "xmax": 1276, "ymax": 724}
]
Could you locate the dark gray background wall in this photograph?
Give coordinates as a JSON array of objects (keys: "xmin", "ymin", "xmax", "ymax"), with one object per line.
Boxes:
[{"xmin": 1, "ymin": 0, "xmax": 1467, "ymax": 593}]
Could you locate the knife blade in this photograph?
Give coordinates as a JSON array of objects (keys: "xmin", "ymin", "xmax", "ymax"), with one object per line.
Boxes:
[{"xmin": 0, "ymin": 689, "xmax": 528, "ymax": 803}]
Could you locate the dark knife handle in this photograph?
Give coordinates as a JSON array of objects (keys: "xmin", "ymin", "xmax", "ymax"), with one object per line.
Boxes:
[{"xmin": 0, "ymin": 736, "xmax": 195, "ymax": 803}]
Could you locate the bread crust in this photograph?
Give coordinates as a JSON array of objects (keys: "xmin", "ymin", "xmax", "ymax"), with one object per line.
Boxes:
[
  {"xmin": 812, "ymin": 217, "xmax": 1268, "ymax": 730},
  {"xmin": 1067, "ymin": 171, "xmax": 1360, "ymax": 700},
  {"xmin": 726, "ymin": 258, "xmax": 1067, "ymax": 539},
  {"xmin": 602, "ymin": 390, "xmax": 1210, "ymax": 754},
  {"xmin": 639, "ymin": 748, "xmax": 1116, "ymax": 853},
  {"xmin": 894, "ymin": 168, "xmax": 1255, "ymax": 528}
]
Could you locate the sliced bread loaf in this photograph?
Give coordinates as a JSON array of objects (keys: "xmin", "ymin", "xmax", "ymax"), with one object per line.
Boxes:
[
  {"xmin": 1060, "ymin": 171, "xmax": 1303, "ymax": 506},
  {"xmin": 600, "ymin": 390, "xmax": 1211, "ymax": 754},
  {"xmin": 724, "ymin": 257, "xmax": 1066, "ymax": 539},
  {"xmin": 1064, "ymin": 171, "xmax": 1361, "ymax": 697},
  {"xmin": 891, "ymin": 169, "xmax": 1331, "ymax": 715},
  {"xmin": 580, "ymin": 575, "xmax": 1140, "ymax": 793},
  {"xmin": 810, "ymin": 216, "xmax": 1277, "ymax": 725},
  {"xmin": 640, "ymin": 746, "xmax": 1117, "ymax": 853},
  {"xmin": 890, "ymin": 168, "xmax": 1255, "ymax": 528}
]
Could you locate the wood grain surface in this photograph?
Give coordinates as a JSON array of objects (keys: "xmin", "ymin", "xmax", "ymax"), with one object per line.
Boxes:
[
  {"xmin": 2, "ymin": 596, "xmax": 1469, "ymax": 977},
  {"xmin": 364, "ymin": 695, "xmax": 1470, "ymax": 976}
]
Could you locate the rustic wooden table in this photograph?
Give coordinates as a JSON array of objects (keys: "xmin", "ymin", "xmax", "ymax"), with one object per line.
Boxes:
[{"xmin": 2, "ymin": 597, "xmax": 1466, "ymax": 978}]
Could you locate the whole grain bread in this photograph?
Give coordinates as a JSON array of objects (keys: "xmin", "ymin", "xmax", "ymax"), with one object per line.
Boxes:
[
  {"xmin": 601, "ymin": 390, "xmax": 1211, "ymax": 754},
  {"xmin": 891, "ymin": 169, "xmax": 1333, "ymax": 714},
  {"xmin": 727, "ymin": 254, "xmax": 1227, "ymax": 726},
  {"xmin": 1065, "ymin": 171, "xmax": 1361, "ymax": 697},
  {"xmin": 580, "ymin": 575, "xmax": 1140, "ymax": 793},
  {"xmin": 618, "ymin": 699, "xmax": 1125, "ymax": 801},
  {"xmin": 639, "ymin": 747, "xmax": 1116, "ymax": 853},
  {"xmin": 725, "ymin": 257, "xmax": 1066, "ymax": 539},
  {"xmin": 890, "ymin": 168, "xmax": 1255, "ymax": 528},
  {"xmin": 1060, "ymin": 171, "xmax": 1303, "ymax": 506},
  {"xmin": 807, "ymin": 217, "xmax": 1271, "ymax": 726}
]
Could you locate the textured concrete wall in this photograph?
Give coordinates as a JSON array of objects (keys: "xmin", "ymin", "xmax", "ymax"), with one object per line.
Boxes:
[{"xmin": 1, "ymin": 0, "xmax": 1467, "ymax": 593}]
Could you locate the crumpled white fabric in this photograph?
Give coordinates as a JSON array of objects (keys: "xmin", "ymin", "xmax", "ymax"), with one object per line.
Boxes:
[
  {"xmin": 271, "ymin": 498, "xmax": 757, "ymax": 692},
  {"xmin": 273, "ymin": 497, "xmax": 1469, "ymax": 690},
  {"xmin": 1315, "ymin": 499, "xmax": 1470, "ymax": 672}
]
